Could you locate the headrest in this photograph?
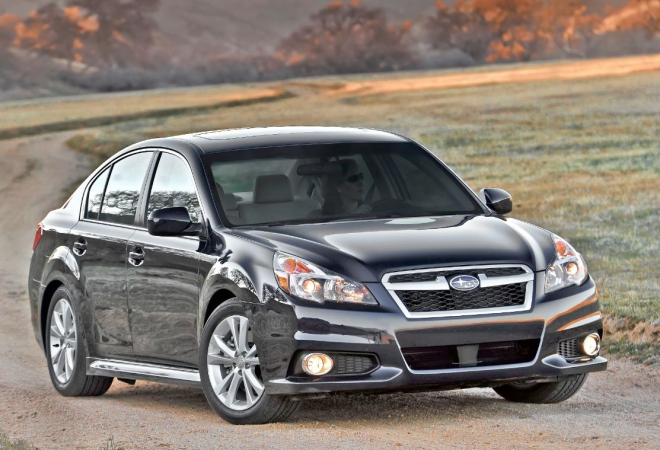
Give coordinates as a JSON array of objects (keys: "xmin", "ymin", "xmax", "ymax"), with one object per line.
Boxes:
[
  {"xmin": 219, "ymin": 193, "xmax": 238, "ymax": 211},
  {"xmin": 253, "ymin": 174, "xmax": 293, "ymax": 203}
]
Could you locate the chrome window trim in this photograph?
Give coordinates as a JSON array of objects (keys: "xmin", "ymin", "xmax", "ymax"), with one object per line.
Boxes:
[
  {"xmin": 381, "ymin": 264, "xmax": 534, "ymax": 319},
  {"xmin": 78, "ymin": 218, "xmax": 141, "ymax": 231},
  {"xmin": 78, "ymin": 148, "xmax": 206, "ymax": 234},
  {"xmin": 79, "ymin": 148, "xmax": 156, "ymax": 222}
]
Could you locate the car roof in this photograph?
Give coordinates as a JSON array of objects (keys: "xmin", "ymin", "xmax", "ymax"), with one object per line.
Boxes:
[{"xmin": 167, "ymin": 126, "xmax": 410, "ymax": 153}]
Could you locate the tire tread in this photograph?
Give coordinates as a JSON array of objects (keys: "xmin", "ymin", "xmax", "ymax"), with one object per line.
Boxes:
[
  {"xmin": 79, "ymin": 374, "xmax": 114, "ymax": 397},
  {"xmin": 493, "ymin": 374, "xmax": 588, "ymax": 404}
]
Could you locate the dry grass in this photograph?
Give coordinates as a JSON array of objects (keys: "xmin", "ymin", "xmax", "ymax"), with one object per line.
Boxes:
[
  {"xmin": 329, "ymin": 54, "xmax": 660, "ymax": 97},
  {"xmin": 48, "ymin": 59, "xmax": 660, "ymax": 363},
  {"xmin": 0, "ymin": 86, "xmax": 288, "ymax": 139}
]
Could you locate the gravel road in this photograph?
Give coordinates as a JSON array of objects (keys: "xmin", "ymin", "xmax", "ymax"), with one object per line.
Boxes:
[{"xmin": 0, "ymin": 134, "xmax": 658, "ymax": 449}]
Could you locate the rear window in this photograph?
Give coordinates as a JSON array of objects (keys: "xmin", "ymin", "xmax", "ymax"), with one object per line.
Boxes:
[
  {"xmin": 85, "ymin": 168, "xmax": 109, "ymax": 220},
  {"xmin": 203, "ymin": 142, "xmax": 483, "ymax": 227}
]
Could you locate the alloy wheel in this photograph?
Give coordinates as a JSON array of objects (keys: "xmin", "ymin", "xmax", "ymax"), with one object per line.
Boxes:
[
  {"xmin": 207, "ymin": 315, "xmax": 264, "ymax": 411},
  {"xmin": 49, "ymin": 298, "xmax": 77, "ymax": 384}
]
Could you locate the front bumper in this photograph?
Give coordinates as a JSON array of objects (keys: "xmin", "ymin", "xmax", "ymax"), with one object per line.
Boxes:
[{"xmin": 249, "ymin": 276, "xmax": 606, "ymax": 396}]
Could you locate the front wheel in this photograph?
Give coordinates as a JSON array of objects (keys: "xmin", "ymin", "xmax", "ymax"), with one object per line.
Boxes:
[
  {"xmin": 199, "ymin": 299, "xmax": 300, "ymax": 424},
  {"xmin": 493, "ymin": 374, "xmax": 588, "ymax": 404}
]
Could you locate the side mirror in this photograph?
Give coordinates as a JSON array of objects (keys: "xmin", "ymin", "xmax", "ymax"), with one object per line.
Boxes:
[
  {"xmin": 480, "ymin": 188, "xmax": 513, "ymax": 215},
  {"xmin": 147, "ymin": 207, "xmax": 201, "ymax": 237}
]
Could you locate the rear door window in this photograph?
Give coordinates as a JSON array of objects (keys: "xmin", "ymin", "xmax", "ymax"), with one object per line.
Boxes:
[{"xmin": 99, "ymin": 152, "xmax": 153, "ymax": 225}]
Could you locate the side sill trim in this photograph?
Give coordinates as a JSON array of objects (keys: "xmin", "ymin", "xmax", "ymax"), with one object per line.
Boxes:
[{"xmin": 87, "ymin": 358, "xmax": 201, "ymax": 387}]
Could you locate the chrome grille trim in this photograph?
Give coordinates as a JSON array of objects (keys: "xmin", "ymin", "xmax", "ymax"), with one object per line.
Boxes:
[{"xmin": 382, "ymin": 264, "xmax": 534, "ymax": 319}]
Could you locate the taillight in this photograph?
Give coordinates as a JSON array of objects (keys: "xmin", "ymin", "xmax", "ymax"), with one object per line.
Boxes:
[{"xmin": 32, "ymin": 224, "xmax": 43, "ymax": 251}]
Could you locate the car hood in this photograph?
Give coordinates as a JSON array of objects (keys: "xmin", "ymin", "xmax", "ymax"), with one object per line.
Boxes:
[{"xmin": 231, "ymin": 215, "xmax": 555, "ymax": 282}]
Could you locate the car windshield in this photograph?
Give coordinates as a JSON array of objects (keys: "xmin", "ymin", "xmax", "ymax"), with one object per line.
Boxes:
[{"xmin": 203, "ymin": 142, "xmax": 484, "ymax": 226}]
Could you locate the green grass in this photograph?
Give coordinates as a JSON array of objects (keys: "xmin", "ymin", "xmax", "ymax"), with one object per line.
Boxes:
[
  {"xmin": 64, "ymin": 68, "xmax": 660, "ymax": 360},
  {"xmin": 0, "ymin": 431, "xmax": 33, "ymax": 450},
  {"xmin": 101, "ymin": 437, "xmax": 124, "ymax": 450}
]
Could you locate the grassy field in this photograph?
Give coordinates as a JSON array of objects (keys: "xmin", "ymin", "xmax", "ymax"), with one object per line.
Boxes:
[
  {"xmin": 35, "ymin": 58, "xmax": 660, "ymax": 363},
  {"xmin": 0, "ymin": 85, "xmax": 287, "ymax": 140}
]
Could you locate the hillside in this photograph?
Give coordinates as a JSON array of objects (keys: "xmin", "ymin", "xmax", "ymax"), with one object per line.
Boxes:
[
  {"xmin": 0, "ymin": 0, "xmax": 628, "ymax": 52},
  {"xmin": 0, "ymin": 0, "xmax": 435, "ymax": 52}
]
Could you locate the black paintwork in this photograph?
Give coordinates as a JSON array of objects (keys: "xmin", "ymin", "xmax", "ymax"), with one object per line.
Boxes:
[
  {"xmin": 480, "ymin": 188, "xmax": 513, "ymax": 215},
  {"xmin": 28, "ymin": 126, "xmax": 606, "ymax": 395}
]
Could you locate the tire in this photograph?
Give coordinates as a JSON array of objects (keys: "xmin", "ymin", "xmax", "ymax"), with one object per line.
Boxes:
[
  {"xmin": 493, "ymin": 374, "xmax": 588, "ymax": 404},
  {"xmin": 45, "ymin": 286, "xmax": 113, "ymax": 397},
  {"xmin": 199, "ymin": 299, "xmax": 301, "ymax": 424}
]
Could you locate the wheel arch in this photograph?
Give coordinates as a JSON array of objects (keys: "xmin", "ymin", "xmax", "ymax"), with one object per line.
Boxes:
[
  {"xmin": 203, "ymin": 289, "xmax": 236, "ymax": 325},
  {"xmin": 40, "ymin": 279, "xmax": 65, "ymax": 349},
  {"xmin": 198, "ymin": 260, "xmax": 262, "ymax": 342}
]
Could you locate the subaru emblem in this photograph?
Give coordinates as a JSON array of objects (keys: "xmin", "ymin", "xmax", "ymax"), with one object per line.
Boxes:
[{"xmin": 449, "ymin": 275, "xmax": 480, "ymax": 291}]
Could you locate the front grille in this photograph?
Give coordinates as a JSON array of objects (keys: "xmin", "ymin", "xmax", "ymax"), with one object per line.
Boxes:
[
  {"xmin": 558, "ymin": 337, "xmax": 582, "ymax": 359},
  {"xmin": 402, "ymin": 339, "xmax": 540, "ymax": 371},
  {"xmin": 388, "ymin": 267, "xmax": 526, "ymax": 283},
  {"xmin": 332, "ymin": 354, "xmax": 377, "ymax": 375},
  {"xmin": 383, "ymin": 264, "xmax": 533, "ymax": 316},
  {"xmin": 396, "ymin": 283, "xmax": 526, "ymax": 313}
]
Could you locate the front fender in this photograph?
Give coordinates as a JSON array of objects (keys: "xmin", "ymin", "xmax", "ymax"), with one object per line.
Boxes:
[{"xmin": 198, "ymin": 259, "xmax": 260, "ymax": 341}]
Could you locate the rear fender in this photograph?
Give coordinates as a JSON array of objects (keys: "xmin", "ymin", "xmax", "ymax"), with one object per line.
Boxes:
[{"xmin": 37, "ymin": 247, "xmax": 91, "ymax": 359}]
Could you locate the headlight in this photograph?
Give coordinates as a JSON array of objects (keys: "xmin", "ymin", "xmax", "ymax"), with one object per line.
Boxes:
[
  {"xmin": 544, "ymin": 234, "xmax": 588, "ymax": 293},
  {"xmin": 273, "ymin": 252, "xmax": 378, "ymax": 304}
]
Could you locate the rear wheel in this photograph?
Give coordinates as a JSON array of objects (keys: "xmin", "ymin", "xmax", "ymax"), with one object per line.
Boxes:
[
  {"xmin": 45, "ymin": 286, "xmax": 113, "ymax": 396},
  {"xmin": 493, "ymin": 374, "xmax": 588, "ymax": 404},
  {"xmin": 199, "ymin": 299, "xmax": 300, "ymax": 424}
]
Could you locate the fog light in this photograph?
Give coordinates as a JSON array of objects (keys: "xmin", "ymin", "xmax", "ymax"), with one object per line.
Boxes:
[
  {"xmin": 302, "ymin": 353, "xmax": 333, "ymax": 375},
  {"xmin": 581, "ymin": 333, "xmax": 600, "ymax": 356}
]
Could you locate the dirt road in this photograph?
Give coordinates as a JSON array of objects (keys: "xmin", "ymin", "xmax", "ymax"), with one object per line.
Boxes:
[{"xmin": 0, "ymin": 134, "xmax": 658, "ymax": 449}]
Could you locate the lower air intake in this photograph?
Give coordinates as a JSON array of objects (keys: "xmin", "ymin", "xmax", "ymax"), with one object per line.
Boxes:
[{"xmin": 401, "ymin": 339, "xmax": 540, "ymax": 371}]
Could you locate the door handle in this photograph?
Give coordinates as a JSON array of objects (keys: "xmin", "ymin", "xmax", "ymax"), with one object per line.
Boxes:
[
  {"xmin": 72, "ymin": 239, "xmax": 87, "ymax": 256},
  {"xmin": 128, "ymin": 246, "xmax": 145, "ymax": 266}
]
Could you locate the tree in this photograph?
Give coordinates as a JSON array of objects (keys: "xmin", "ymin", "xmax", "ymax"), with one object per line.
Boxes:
[
  {"xmin": 424, "ymin": 1, "xmax": 493, "ymax": 62},
  {"xmin": 276, "ymin": 0, "xmax": 415, "ymax": 75},
  {"xmin": 539, "ymin": 0, "xmax": 602, "ymax": 58},
  {"xmin": 601, "ymin": 0, "xmax": 660, "ymax": 38},
  {"xmin": 13, "ymin": 4, "xmax": 95, "ymax": 64},
  {"xmin": 471, "ymin": 0, "xmax": 543, "ymax": 62},
  {"xmin": 12, "ymin": 0, "xmax": 159, "ymax": 69},
  {"xmin": 67, "ymin": 0, "xmax": 160, "ymax": 68},
  {"xmin": 424, "ymin": 0, "xmax": 603, "ymax": 62},
  {"xmin": 0, "ymin": 13, "xmax": 19, "ymax": 45}
]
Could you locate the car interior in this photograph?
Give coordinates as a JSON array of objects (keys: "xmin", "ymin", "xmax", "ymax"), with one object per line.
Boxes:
[
  {"xmin": 208, "ymin": 146, "xmax": 481, "ymax": 227},
  {"xmin": 211, "ymin": 156, "xmax": 378, "ymax": 225}
]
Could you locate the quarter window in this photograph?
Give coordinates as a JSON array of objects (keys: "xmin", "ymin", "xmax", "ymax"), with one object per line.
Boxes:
[
  {"xmin": 99, "ymin": 152, "xmax": 153, "ymax": 225},
  {"xmin": 85, "ymin": 168, "xmax": 109, "ymax": 220},
  {"xmin": 147, "ymin": 153, "xmax": 201, "ymax": 223}
]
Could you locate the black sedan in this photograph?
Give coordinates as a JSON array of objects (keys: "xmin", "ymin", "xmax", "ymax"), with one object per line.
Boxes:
[{"xmin": 28, "ymin": 127, "xmax": 606, "ymax": 424}]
